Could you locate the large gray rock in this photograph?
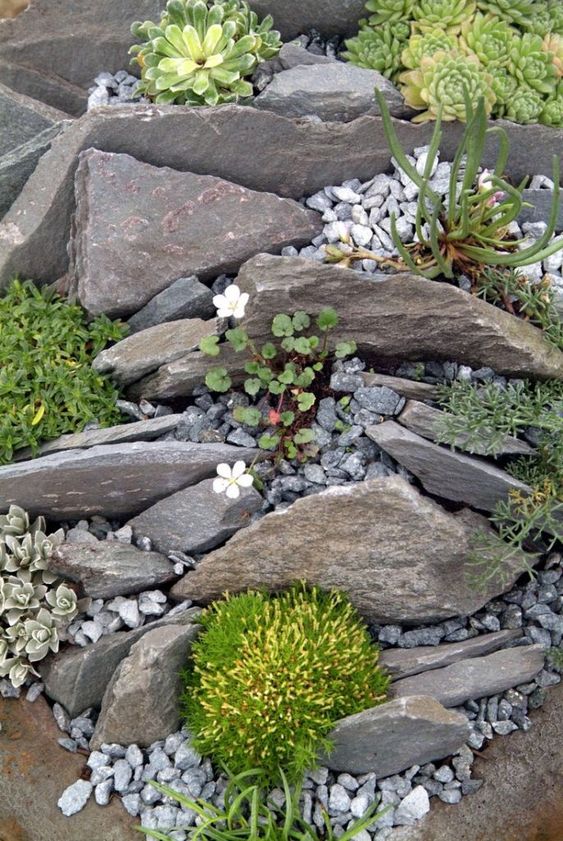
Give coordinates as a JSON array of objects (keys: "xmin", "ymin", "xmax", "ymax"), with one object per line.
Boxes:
[
  {"xmin": 127, "ymin": 275, "xmax": 215, "ymax": 334},
  {"xmin": 0, "ymin": 441, "xmax": 260, "ymax": 519},
  {"xmin": 249, "ymin": 0, "xmax": 365, "ymax": 39},
  {"xmin": 170, "ymin": 476, "xmax": 531, "ymax": 624},
  {"xmin": 380, "ymin": 630, "xmax": 522, "ymax": 681},
  {"xmin": 254, "ymin": 64, "xmax": 409, "ymax": 122},
  {"xmin": 519, "ymin": 189, "xmax": 563, "ymax": 229},
  {"xmin": 49, "ymin": 541, "xmax": 177, "ymax": 599},
  {"xmin": 323, "ymin": 696, "xmax": 471, "ymax": 776},
  {"xmin": 69, "ymin": 149, "xmax": 321, "ymax": 317},
  {"xmin": 1, "ymin": 105, "xmax": 560, "ymax": 290},
  {"xmin": 39, "ymin": 607, "xmax": 201, "ymax": 717},
  {"xmin": 0, "ymin": 80, "xmax": 67, "ymax": 156},
  {"xmin": 127, "ymin": 477, "xmax": 263, "ymax": 556},
  {"xmin": 391, "ymin": 646, "xmax": 546, "ymax": 707},
  {"xmin": 367, "ymin": 421, "xmax": 532, "ymax": 512},
  {"xmin": 0, "ymin": 123, "xmax": 64, "ymax": 218},
  {"xmin": 397, "ymin": 400, "xmax": 533, "ymax": 456},
  {"xmin": 359, "ymin": 373, "xmax": 440, "ymax": 403},
  {"xmin": 90, "ymin": 623, "xmax": 199, "ymax": 748},
  {"xmin": 92, "ymin": 319, "xmax": 220, "ymax": 385}
]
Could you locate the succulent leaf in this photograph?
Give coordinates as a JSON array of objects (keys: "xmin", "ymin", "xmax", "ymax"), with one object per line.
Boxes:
[
  {"xmin": 401, "ymin": 31, "xmax": 458, "ymax": 70},
  {"xmin": 412, "ymin": 0, "xmax": 477, "ymax": 35},
  {"xmin": 364, "ymin": 0, "xmax": 415, "ymax": 24},
  {"xmin": 342, "ymin": 22, "xmax": 404, "ymax": 78},
  {"xmin": 476, "ymin": 0, "xmax": 537, "ymax": 28},
  {"xmin": 509, "ymin": 32, "xmax": 558, "ymax": 94},
  {"xmin": 460, "ymin": 12, "xmax": 517, "ymax": 67}
]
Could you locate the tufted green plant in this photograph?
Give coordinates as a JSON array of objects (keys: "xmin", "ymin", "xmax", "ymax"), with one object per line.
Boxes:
[
  {"xmin": 460, "ymin": 12, "xmax": 516, "ymax": 67},
  {"xmin": 412, "ymin": 0, "xmax": 476, "ymax": 35},
  {"xmin": 364, "ymin": 0, "xmax": 415, "ymax": 24},
  {"xmin": 342, "ymin": 22, "xmax": 405, "ymax": 78},
  {"xmin": 401, "ymin": 31, "xmax": 457, "ymax": 70},
  {"xmin": 540, "ymin": 80, "xmax": 563, "ymax": 125},
  {"xmin": 504, "ymin": 85, "xmax": 545, "ymax": 123},
  {"xmin": 129, "ymin": 0, "xmax": 281, "ymax": 106},
  {"xmin": 509, "ymin": 32, "xmax": 558, "ymax": 94},
  {"xmin": 476, "ymin": 0, "xmax": 536, "ymax": 28},
  {"xmin": 182, "ymin": 584, "xmax": 389, "ymax": 785}
]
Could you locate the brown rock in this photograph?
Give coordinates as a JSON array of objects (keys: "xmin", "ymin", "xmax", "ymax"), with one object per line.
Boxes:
[{"xmin": 170, "ymin": 476, "xmax": 531, "ymax": 624}]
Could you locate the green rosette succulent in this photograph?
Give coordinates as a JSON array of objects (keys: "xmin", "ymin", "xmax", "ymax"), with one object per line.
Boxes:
[
  {"xmin": 519, "ymin": 3, "xmax": 554, "ymax": 38},
  {"xmin": 543, "ymin": 34, "xmax": 563, "ymax": 79},
  {"xmin": 343, "ymin": 23, "xmax": 404, "ymax": 79},
  {"xmin": 489, "ymin": 66, "xmax": 519, "ymax": 114},
  {"xmin": 401, "ymin": 31, "xmax": 458, "ymax": 70},
  {"xmin": 509, "ymin": 32, "xmax": 558, "ymax": 95},
  {"xmin": 460, "ymin": 12, "xmax": 517, "ymax": 67},
  {"xmin": 547, "ymin": 1, "xmax": 563, "ymax": 37},
  {"xmin": 476, "ymin": 0, "xmax": 536, "ymax": 28},
  {"xmin": 364, "ymin": 0, "xmax": 415, "ymax": 24},
  {"xmin": 504, "ymin": 85, "xmax": 545, "ymax": 123},
  {"xmin": 412, "ymin": 0, "xmax": 477, "ymax": 35},
  {"xmin": 399, "ymin": 49, "xmax": 495, "ymax": 122},
  {"xmin": 540, "ymin": 81, "xmax": 563, "ymax": 126}
]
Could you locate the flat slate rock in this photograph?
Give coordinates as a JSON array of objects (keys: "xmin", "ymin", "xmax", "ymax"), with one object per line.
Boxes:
[
  {"xmin": 397, "ymin": 400, "xmax": 533, "ymax": 456},
  {"xmin": 0, "ymin": 441, "xmax": 260, "ymax": 519},
  {"xmin": 323, "ymin": 696, "xmax": 470, "ymax": 776},
  {"xmin": 380, "ymin": 630, "xmax": 522, "ymax": 681},
  {"xmin": 171, "ymin": 476, "xmax": 531, "ymax": 624},
  {"xmin": 1, "ymin": 105, "xmax": 560, "ymax": 290},
  {"xmin": 92, "ymin": 318, "xmax": 219, "ymax": 385},
  {"xmin": 359, "ymin": 373, "xmax": 440, "ymax": 402},
  {"xmin": 249, "ymin": 0, "xmax": 366, "ymax": 39},
  {"xmin": 14, "ymin": 414, "xmax": 181, "ymax": 459},
  {"xmin": 91, "ymin": 623, "xmax": 199, "ymax": 749},
  {"xmin": 0, "ymin": 79, "xmax": 67, "ymax": 156},
  {"xmin": 367, "ymin": 421, "xmax": 531, "ymax": 512},
  {"xmin": 519, "ymin": 189, "xmax": 563, "ymax": 229},
  {"xmin": 127, "ymin": 275, "xmax": 215, "ymax": 333},
  {"xmin": 254, "ymin": 63, "xmax": 409, "ymax": 122},
  {"xmin": 127, "ymin": 477, "xmax": 263, "ymax": 556},
  {"xmin": 49, "ymin": 541, "xmax": 177, "ymax": 599},
  {"xmin": 39, "ymin": 607, "xmax": 201, "ymax": 717},
  {"xmin": 69, "ymin": 148, "xmax": 321, "ymax": 317},
  {"xmin": 391, "ymin": 645, "xmax": 546, "ymax": 707},
  {"xmin": 0, "ymin": 122, "xmax": 64, "ymax": 218}
]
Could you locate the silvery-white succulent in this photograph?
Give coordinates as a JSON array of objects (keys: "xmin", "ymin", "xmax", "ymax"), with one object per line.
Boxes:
[
  {"xmin": 45, "ymin": 583, "xmax": 78, "ymax": 618},
  {"xmin": 0, "ymin": 504, "xmax": 30, "ymax": 537},
  {"xmin": 0, "ymin": 656, "xmax": 38, "ymax": 688},
  {"xmin": 2, "ymin": 577, "xmax": 47, "ymax": 625},
  {"xmin": 24, "ymin": 609, "xmax": 60, "ymax": 662}
]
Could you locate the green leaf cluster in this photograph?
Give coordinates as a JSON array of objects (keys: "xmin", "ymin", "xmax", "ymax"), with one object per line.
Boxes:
[
  {"xmin": 0, "ymin": 279, "xmax": 126, "ymax": 464},
  {"xmin": 344, "ymin": 0, "xmax": 563, "ymax": 125},
  {"xmin": 129, "ymin": 0, "xmax": 281, "ymax": 106},
  {"xmin": 181, "ymin": 584, "xmax": 389, "ymax": 786}
]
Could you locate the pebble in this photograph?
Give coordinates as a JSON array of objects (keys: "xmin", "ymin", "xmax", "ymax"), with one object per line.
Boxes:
[
  {"xmin": 394, "ymin": 786, "xmax": 430, "ymax": 824},
  {"xmin": 57, "ymin": 780, "xmax": 93, "ymax": 816}
]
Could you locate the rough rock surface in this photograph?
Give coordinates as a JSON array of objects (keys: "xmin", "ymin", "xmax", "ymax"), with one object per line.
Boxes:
[
  {"xmin": 92, "ymin": 318, "xmax": 219, "ymax": 385},
  {"xmin": 127, "ymin": 477, "xmax": 263, "ymax": 556},
  {"xmin": 519, "ymin": 189, "xmax": 563, "ymax": 229},
  {"xmin": 323, "ymin": 696, "xmax": 471, "ymax": 776},
  {"xmin": 254, "ymin": 64, "xmax": 408, "ymax": 122},
  {"xmin": 0, "ymin": 441, "xmax": 260, "ymax": 518},
  {"xmin": 1, "ymin": 106, "xmax": 560, "ymax": 289},
  {"xmin": 0, "ymin": 122, "xmax": 63, "ymax": 218},
  {"xmin": 358, "ymin": 373, "xmax": 440, "ymax": 402},
  {"xmin": 39, "ymin": 607, "xmax": 201, "ymax": 717},
  {"xmin": 127, "ymin": 275, "xmax": 215, "ymax": 333},
  {"xmin": 368, "ymin": 421, "xmax": 532, "ymax": 511},
  {"xmin": 49, "ymin": 541, "xmax": 177, "ymax": 599},
  {"xmin": 90, "ymin": 623, "xmax": 199, "ymax": 748},
  {"xmin": 69, "ymin": 149, "xmax": 321, "ymax": 317},
  {"xmin": 170, "ymin": 476, "xmax": 531, "ymax": 624},
  {"xmin": 249, "ymin": 0, "xmax": 366, "ymax": 39},
  {"xmin": 235, "ymin": 256, "xmax": 563, "ymax": 380},
  {"xmin": 391, "ymin": 645, "xmax": 546, "ymax": 707},
  {"xmin": 380, "ymin": 630, "xmax": 522, "ymax": 681}
]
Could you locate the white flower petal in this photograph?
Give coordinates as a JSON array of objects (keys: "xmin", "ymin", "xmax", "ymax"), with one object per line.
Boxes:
[
  {"xmin": 216, "ymin": 463, "xmax": 233, "ymax": 479},
  {"xmin": 213, "ymin": 477, "xmax": 229, "ymax": 494},
  {"xmin": 232, "ymin": 292, "xmax": 249, "ymax": 319},
  {"xmin": 224, "ymin": 284, "xmax": 241, "ymax": 303},
  {"xmin": 212, "ymin": 293, "xmax": 227, "ymax": 310},
  {"xmin": 237, "ymin": 473, "xmax": 254, "ymax": 488},
  {"xmin": 231, "ymin": 460, "xmax": 247, "ymax": 479},
  {"xmin": 225, "ymin": 482, "xmax": 241, "ymax": 499}
]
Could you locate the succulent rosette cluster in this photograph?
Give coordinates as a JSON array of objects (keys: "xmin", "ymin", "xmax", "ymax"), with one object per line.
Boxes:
[
  {"xmin": 344, "ymin": 0, "xmax": 563, "ymax": 125},
  {"xmin": 0, "ymin": 506, "xmax": 84, "ymax": 688}
]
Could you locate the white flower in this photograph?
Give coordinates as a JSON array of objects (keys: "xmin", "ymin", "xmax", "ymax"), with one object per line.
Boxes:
[
  {"xmin": 477, "ymin": 169, "xmax": 493, "ymax": 192},
  {"xmin": 212, "ymin": 284, "xmax": 249, "ymax": 320},
  {"xmin": 213, "ymin": 461, "xmax": 254, "ymax": 499}
]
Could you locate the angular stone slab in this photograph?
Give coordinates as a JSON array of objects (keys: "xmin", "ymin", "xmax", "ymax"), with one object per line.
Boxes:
[
  {"xmin": 0, "ymin": 80, "xmax": 67, "ymax": 156},
  {"xmin": 0, "ymin": 123, "xmax": 66, "ymax": 218},
  {"xmin": 0, "ymin": 441, "xmax": 260, "ymax": 519},
  {"xmin": 91, "ymin": 623, "xmax": 199, "ymax": 749},
  {"xmin": 397, "ymin": 400, "xmax": 533, "ymax": 457},
  {"xmin": 69, "ymin": 149, "xmax": 321, "ymax": 317},
  {"xmin": 92, "ymin": 318, "xmax": 220, "ymax": 385},
  {"xmin": 360, "ymin": 373, "xmax": 440, "ymax": 402},
  {"xmin": 39, "ymin": 607, "xmax": 201, "ymax": 717},
  {"xmin": 14, "ymin": 414, "xmax": 181, "ymax": 460},
  {"xmin": 127, "ymin": 275, "xmax": 215, "ymax": 333},
  {"xmin": 391, "ymin": 646, "xmax": 545, "ymax": 707},
  {"xmin": 1, "ymin": 105, "xmax": 561, "ymax": 290},
  {"xmin": 380, "ymin": 630, "xmax": 522, "ymax": 681},
  {"xmin": 49, "ymin": 541, "xmax": 177, "ymax": 599},
  {"xmin": 249, "ymin": 0, "xmax": 366, "ymax": 39},
  {"xmin": 235, "ymin": 256, "xmax": 563, "ymax": 381},
  {"xmin": 367, "ymin": 421, "xmax": 531, "ymax": 512},
  {"xmin": 323, "ymin": 696, "xmax": 471, "ymax": 776},
  {"xmin": 127, "ymin": 477, "xmax": 263, "ymax": 556},
  {"xmin": 170, "ymin": 476, "xmax": 532, "ymax": 624},
  {"xmin": 519, "ymin": 189, "xmax": 563, "ymax": 229},
  {"xmin": 254, "ymin": 64, "xmax": 409, "ymax": 122}
]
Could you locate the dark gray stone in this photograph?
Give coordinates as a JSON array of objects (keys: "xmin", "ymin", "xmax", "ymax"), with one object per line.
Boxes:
[
  {"xmin": 254, "ymin": 64, "xmax": 409, "ymax": 122},
  {"xmin": 519, "ymin": 189, "xmax": 563, "ymax": 229},
  {"xmin": 248, "ymin": 0, "xmax": 366, "ymax": 39},
  {"xmin": 0, "ymin": 441, "xmax": 260, "ymax": 519},
  {"xmin": 367, "ymin": 421, "xmax": 532, "ymax": 512},
  {"xmin": 391, "ymin": 646, "xmax": 546, "ymax": 707},
  {"xmin": 39, "ymin": 607, "xmax": 201, "ymax": 717},
  {"xmin": 127, "ymin": 477, "xmax": 263, "ymax": 556},
  {"xmin": 69, "ymin": 149, "xmax": 320, "ymax": 317},
  {"xmin": 358, "ymin": 373, "xmax": 440, "ymax": 402},
  {"xmin": 380, "ymin": 630, "xmax": 522, "ymax": 681},
  {"xmin": 0, "ymin": 123, "xmax": 65, "ymax": 218},
  {"xmin": 278, "ymin": 42, "xmax": 336, "ymax": 70},
  {"xmin": 323, "ymin": 696, "xmax": 471, "ymax": 776},
  {"xmin": 1, "ymin": 105, "xmax": 560, "ymax": 290},
  {"xmin": 49, "ymin": 541, "xmax": 177, "ymax": 599},
  {"xmin": 127, "ymin": 275, "xmax": 215, "ymax": 333}
]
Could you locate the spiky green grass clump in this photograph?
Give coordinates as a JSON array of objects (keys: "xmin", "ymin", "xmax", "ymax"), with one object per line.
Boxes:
[{"xmin": 182, "ymin": 584, "xmax": 389, "ymax": 784}]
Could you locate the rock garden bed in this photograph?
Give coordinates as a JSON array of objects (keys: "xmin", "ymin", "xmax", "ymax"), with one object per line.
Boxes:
[{"xmin": 0, "ymin": 2, "xmax": 562, "ymax": 841}]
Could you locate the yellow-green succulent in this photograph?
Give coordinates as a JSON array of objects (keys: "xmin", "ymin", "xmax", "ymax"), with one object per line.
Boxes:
[
  {"xmin": 342, "ymin": 23, "xmax": 404, "ymax": 79},
  {"xmin": 364, "ymin": 0, "xmax": 415, "ymax": 25},
  {"xmin": 476, "ymin": 0, "xmax": 537, "ymax": 28},
  {"xmin": 401, "ymin": 31, "xmax": 458, "ymax": 70},
  {"xmin": 509, "ymin": 32, "xmax": 558, "ymax": 94},
  {"xmin": 412, "ymin": 0, "xmax": 477, "ymax": 35},
  {"xmin": 460, "ymin": 12, "xmax": 517, "ymax": 67}
]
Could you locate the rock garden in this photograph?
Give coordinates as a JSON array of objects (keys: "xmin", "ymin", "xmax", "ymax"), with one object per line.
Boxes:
[{"xmin": 0, "ymin": 1, "xmax": 562, "ymax": 840}]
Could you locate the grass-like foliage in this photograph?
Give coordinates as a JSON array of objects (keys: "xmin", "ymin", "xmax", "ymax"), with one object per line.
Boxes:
[
  {"xmin": 139, "ymin": 769, "xmax": 390, "ymax": 841},
  {"xmin": 0, "ymin": 279, "xmax": 126, "ymax": 463},
  {"xmin": 182, "ymin": 584, "xmax": 389, "ymax": 785}
]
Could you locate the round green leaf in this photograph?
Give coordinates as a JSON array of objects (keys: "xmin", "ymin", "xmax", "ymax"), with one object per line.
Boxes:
[
  {"xmin": 244, "ymin": 378, "xmax": 262, "ymax": 397},
  {"xmin": 280, "ymin": 410, "xmax": 295, "ymax": 427},
  {"xmin": 281, "ymin": 337, "xmax": 296, "ymax": 352},
  {"xmin": 205, "ymin": 367, "xmax": 232, "ymax": 393},
  {"xmin": 294, "ymin": 336, "xmax": 313, "ymax": 355},
  {"xmin": 278, "ymin": 364, "xmax": 296, "ymax": 385},
  {"xmin": 268, "ymin": 380, "xmax": 286, "ymax": 395},
  {"xmin": 258, "ymin": 433, "xmax": 281, "ymax": 450},
  {"xmin": 225, "ymin": 327, "xmax": 249, "ymax": 352},
  {"xmin": 297, "ymin": 392, "xmax": 316, "ymax": 412},
  {"xmin": 261, "ymin": 342, "xmax": 277, "ymax": 360},
  {"xmin": 233, "ymin": 406, "xmax": 262, "ymax": 427},
  {"xmin": 316, "ymin": 308, "xmax": 339, "ymax": 331},
  {"xmin": 335, "ymin": 340, "xmax": 357, "ymax": 359},
  {"xmin": 199, "ymin": 335, "xmax": 221, "ymax": 357},
  {"xmin": 292, "ymin": 311, "xmax": 311, "ymax": 331},
  {"xmin": 271, "ymin": 314, "xmax": 294, "ymax": 337},
  {"xmin": 294, "ymin": 427, "xmax": 315, "ymax": 444}
]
